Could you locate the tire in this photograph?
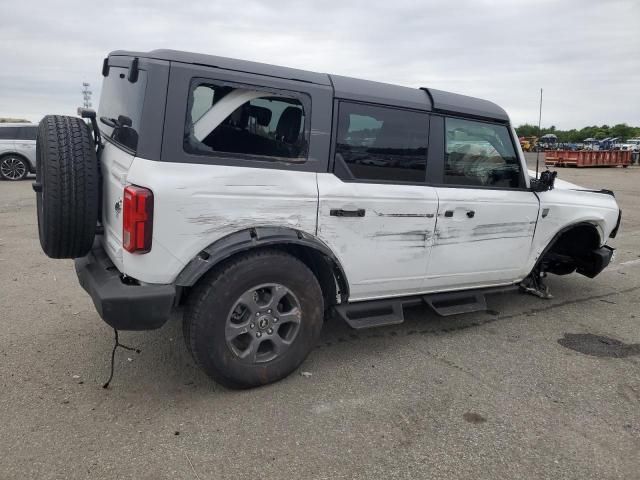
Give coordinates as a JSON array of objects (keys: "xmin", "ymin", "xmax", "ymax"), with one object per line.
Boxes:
[
  {"xmin": 0, "ymin": 155, "xmax": 29, "ymax": 181},
  {"xmin": 35, "ymin": 115, "xmax": 99, "ymax": 259},
  {"xmin": 184, "ymin": 249, "xmax": 324, "ymax": 389}
]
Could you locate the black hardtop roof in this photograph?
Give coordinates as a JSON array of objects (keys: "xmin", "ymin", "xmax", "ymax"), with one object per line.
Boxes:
[{"xmin": 110, "ymin": 49, "xmax": 509, "ymax": 122}]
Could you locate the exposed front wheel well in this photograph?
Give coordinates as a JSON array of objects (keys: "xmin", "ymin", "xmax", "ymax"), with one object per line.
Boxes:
[{"xmin": 539, "ymin": 222, "xmax": 602, "ymax": 276}]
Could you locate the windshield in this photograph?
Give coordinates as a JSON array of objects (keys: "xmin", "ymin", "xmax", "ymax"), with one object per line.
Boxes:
[{"xmin": 97, "ymin": 66, "xmax": 147, "ymax": 152}]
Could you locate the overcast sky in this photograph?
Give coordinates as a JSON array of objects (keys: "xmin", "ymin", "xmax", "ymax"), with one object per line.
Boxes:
[{"xmin": 1, "ymin": 0, "xmax": 638, "ymax": 129}]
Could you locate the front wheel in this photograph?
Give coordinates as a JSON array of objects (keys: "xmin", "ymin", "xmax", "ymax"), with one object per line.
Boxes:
[
  {"xmin": 0, "ymin": 155, "xmax": 28, "ymax": 180},
  {"xmin": 184, "ymin": 250, "xmax": 324, "ymax": 389}
]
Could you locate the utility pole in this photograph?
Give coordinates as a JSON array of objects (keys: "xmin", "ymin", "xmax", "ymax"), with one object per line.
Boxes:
[{"xmin": 82, "ymin": 82, "xmax": 92, "ymax": 109}]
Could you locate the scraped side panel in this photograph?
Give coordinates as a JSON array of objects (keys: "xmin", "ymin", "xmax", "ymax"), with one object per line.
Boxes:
[{"xmin": 123, "ymin": 158, "xmax": 318, "ymax": 284}]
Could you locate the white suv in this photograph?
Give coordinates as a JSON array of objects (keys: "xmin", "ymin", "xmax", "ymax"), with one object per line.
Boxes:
[
  {"xmin": 0, "ymin": 123, "xmax": 37, "ymax": 180},
  {"xmin": 33, "ymin": 50, "xmax": 621, "ymax": 388}
]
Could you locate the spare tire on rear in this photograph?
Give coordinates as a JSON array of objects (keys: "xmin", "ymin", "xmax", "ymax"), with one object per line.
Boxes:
[{"xmin": 35, "ymin": 115, "xmax": 100, "ymax": 259}]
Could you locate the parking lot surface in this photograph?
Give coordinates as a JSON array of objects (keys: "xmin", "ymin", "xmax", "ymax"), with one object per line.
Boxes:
[{"xmin": 1, "ymin": 160, "xmax": 639, "ymax": 479}]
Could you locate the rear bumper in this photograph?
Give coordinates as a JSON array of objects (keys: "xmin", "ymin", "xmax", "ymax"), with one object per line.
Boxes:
[{"xmin": 75, "ymin": 244, "xmax": 176, "ymax": 330}]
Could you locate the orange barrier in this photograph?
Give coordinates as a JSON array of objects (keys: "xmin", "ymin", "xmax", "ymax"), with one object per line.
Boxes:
[{"xmin": 545, "ymin": 150, "xmax": 631, "ymax": 168}]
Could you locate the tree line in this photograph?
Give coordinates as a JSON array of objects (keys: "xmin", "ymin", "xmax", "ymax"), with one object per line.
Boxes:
[
  {"xmin": 0, "ymin": 118, "xmax": 30, "ymax": 123},
  {"xmin": 515, "ymin": 123, "xmax": 640, "ymax": 143}
]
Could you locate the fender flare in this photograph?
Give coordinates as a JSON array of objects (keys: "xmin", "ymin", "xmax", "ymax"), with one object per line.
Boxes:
[{"xmin": 174, "ymin": 226, "xmax": 350, "ymax": 299}]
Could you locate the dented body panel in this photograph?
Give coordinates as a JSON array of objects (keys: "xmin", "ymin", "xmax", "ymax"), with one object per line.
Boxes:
[
  {"xmin": 118, "ymin": 158, "xmax": 318, "ymax": 284},
  {"xmin": 526, "ymin": 179, "xmax": 619, "ymax": 274},
  {"xmin": 426, "ymin": 187, "xmax": 539, "ymax": 291},
  {"xmin": 317, "ymin": 173, "xmax": 438, "ymax": 300}
]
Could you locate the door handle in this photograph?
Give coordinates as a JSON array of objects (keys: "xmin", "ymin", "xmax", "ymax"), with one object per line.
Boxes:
[
  {"xmin": 330, "ymin": 208, "xmax": 366, "ymax": 217},
  {"xmin": 443, "ymin": 209, "xmax": 474, "ymax": 218}
]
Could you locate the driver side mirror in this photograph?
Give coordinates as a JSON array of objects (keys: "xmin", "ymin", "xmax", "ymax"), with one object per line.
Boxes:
[{"xmin": 531, "ymin": 170, "xmax": 557, "ymax": 192}]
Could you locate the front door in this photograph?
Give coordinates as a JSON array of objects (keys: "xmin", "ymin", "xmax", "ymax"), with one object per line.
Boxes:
[
  {"xmin": 317, "ymin": 101, "xmax": 437, "ymax": 301},
  {"xmin": 425, "ymin": 116, "xmax": 539, "ymax": 290}
]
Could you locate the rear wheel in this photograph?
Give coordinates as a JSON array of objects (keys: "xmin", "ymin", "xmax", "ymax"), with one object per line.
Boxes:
[
  {"xmin": 184, "ymin": 250, "xmax": 324, "ymax": 389},
  {"xmin": 0, "ymin": 155, "xmax": 28, "ymax": 180}
]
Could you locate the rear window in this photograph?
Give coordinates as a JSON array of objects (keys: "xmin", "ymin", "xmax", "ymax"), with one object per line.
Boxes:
[
  {"xmin": 98, "ymin": 66, "xmax": 147, "ymax": 152},
  {"xmin": 184, "ymin": 81, "xmax": 309, "ymax": 162}
]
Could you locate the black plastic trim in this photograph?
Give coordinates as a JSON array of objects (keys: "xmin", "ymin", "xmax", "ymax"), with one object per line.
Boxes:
[
  {"xmin": 576, "ymin": 245, "xmax": 614, "ymax": 278},
  {"xmin": 128, "ymin": 57, "xmax": 139, "ymax": 83},
  {"xmin": 334, "ymin": 285, "xmax": 517, "ymax": 329},
  {"xmin": 75, "ymin": 243, "xmax": 175, "ymax": 331},
  {"xmin": 610, "ymin": 210, "xmax": 622, "ymax": 238},
  {"xmin": 174, "ymin": 227, "xmax": 350, "ymax": 300},
  {"xmin": 102, "ymin": 57, "xmax": 110, "ymax": 77}
]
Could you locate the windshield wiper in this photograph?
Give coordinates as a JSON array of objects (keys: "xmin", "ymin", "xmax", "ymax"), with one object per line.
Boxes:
[{"xmin": 99, "ymin": 115, "xmax": 133, "ymax": 129}]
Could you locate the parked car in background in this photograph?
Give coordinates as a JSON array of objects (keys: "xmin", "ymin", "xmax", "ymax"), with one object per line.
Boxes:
[
  {"xmin": 625, "ymin": 138, "xmax": 640, "ymax": 152},
  {"xmin": 0, "ymin": 123, "xmax": 37, "ymax": 180}
]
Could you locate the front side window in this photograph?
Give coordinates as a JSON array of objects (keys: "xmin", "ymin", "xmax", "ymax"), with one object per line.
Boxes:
[
  {"xmin": 185, "ymin": 82, "xmax": 308, "ymax": 161},
  {"xmin": 335, "ymin": 103, "xmax": 428, "ymax": 183},
  {"xmin": 444, "ymin": 117, "xmax": 522, "ymax": 188}
]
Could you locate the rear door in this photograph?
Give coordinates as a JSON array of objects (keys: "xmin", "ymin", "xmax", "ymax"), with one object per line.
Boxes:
[
  {"xmin": 317, "ymin": 101, "xmax": 437, "ymax": 301},
  {"xmin": 425, "ymin": 116, "xmax": 539, "ymax": 290},
  {"xmin": 98, "ymin": 64, "xmax": 148, "ymax": 269},
  {"xmin": 15, "ymin": 126, "xmax": 37, "ymax": 169}
]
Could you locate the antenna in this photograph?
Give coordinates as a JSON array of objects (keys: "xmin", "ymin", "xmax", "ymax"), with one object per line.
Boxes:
[
  {"xmin": 535, "ymin": 88, "xmax": 543, "ymax": 179},
  {"xmin": 82, "ymin": 82, "xmax": 92, "ymax": 109}
]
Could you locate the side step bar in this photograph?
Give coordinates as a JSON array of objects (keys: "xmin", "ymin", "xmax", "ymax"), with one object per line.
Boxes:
[
  {"xmin": 424, "ymin": 291, "xmax": 486, "ymax": 316},
  {"xmin": 334, "ymin": 286, "xmax": 516, "ymax": 330}
]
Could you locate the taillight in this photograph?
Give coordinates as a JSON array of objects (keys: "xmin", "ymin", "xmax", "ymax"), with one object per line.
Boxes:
[{"xmin": 123, "ymin": 185, "xmax": 153, "ymax": 254}]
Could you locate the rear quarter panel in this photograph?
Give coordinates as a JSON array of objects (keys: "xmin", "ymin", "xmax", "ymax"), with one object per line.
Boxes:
[{"xmin": 124, "ymin": 158, "xmax": 318, "ymax": 284}]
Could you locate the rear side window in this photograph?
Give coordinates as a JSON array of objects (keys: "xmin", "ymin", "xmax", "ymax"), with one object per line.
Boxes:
[
  {"xmin": 444, "ymin": 117, "xmax": 522, "ymax": 188},
  {"xmin": 334, "ymin": 102, "xmax": 428, "ymax": 183},
  {"xmin": 98, "ymin": 66, "xmax": 147, "ymax": 152},
  {"xmin": 185, "ymin": 82, "xmax": 308, "ymax": 161},
  {"xmin": 0, "ymin": 127, "xmax": 19, "ymax": 140},
  {"xmin": 17, "ymin": 127, "xmax": 37, "ymax": 140}
]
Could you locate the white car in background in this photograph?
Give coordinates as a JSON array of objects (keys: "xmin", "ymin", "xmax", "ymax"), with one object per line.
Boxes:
[{"xmin": 0, "ymin": 123, "xmax": 37, "ymax": 180}]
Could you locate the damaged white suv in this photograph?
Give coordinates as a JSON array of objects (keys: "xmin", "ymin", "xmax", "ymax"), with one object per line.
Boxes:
[{"xmin": 34, "ymin": 50, "xmax": 621, "ymax": 388}]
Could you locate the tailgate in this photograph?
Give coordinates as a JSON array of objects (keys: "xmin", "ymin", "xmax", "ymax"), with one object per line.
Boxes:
[
  {"xmin": 100, "ymin": 142, "xmax": 134, "ymax": 270},
  {"xmin": 97, "ymin": 62, "xmax": 149, "ymax": 270}
]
